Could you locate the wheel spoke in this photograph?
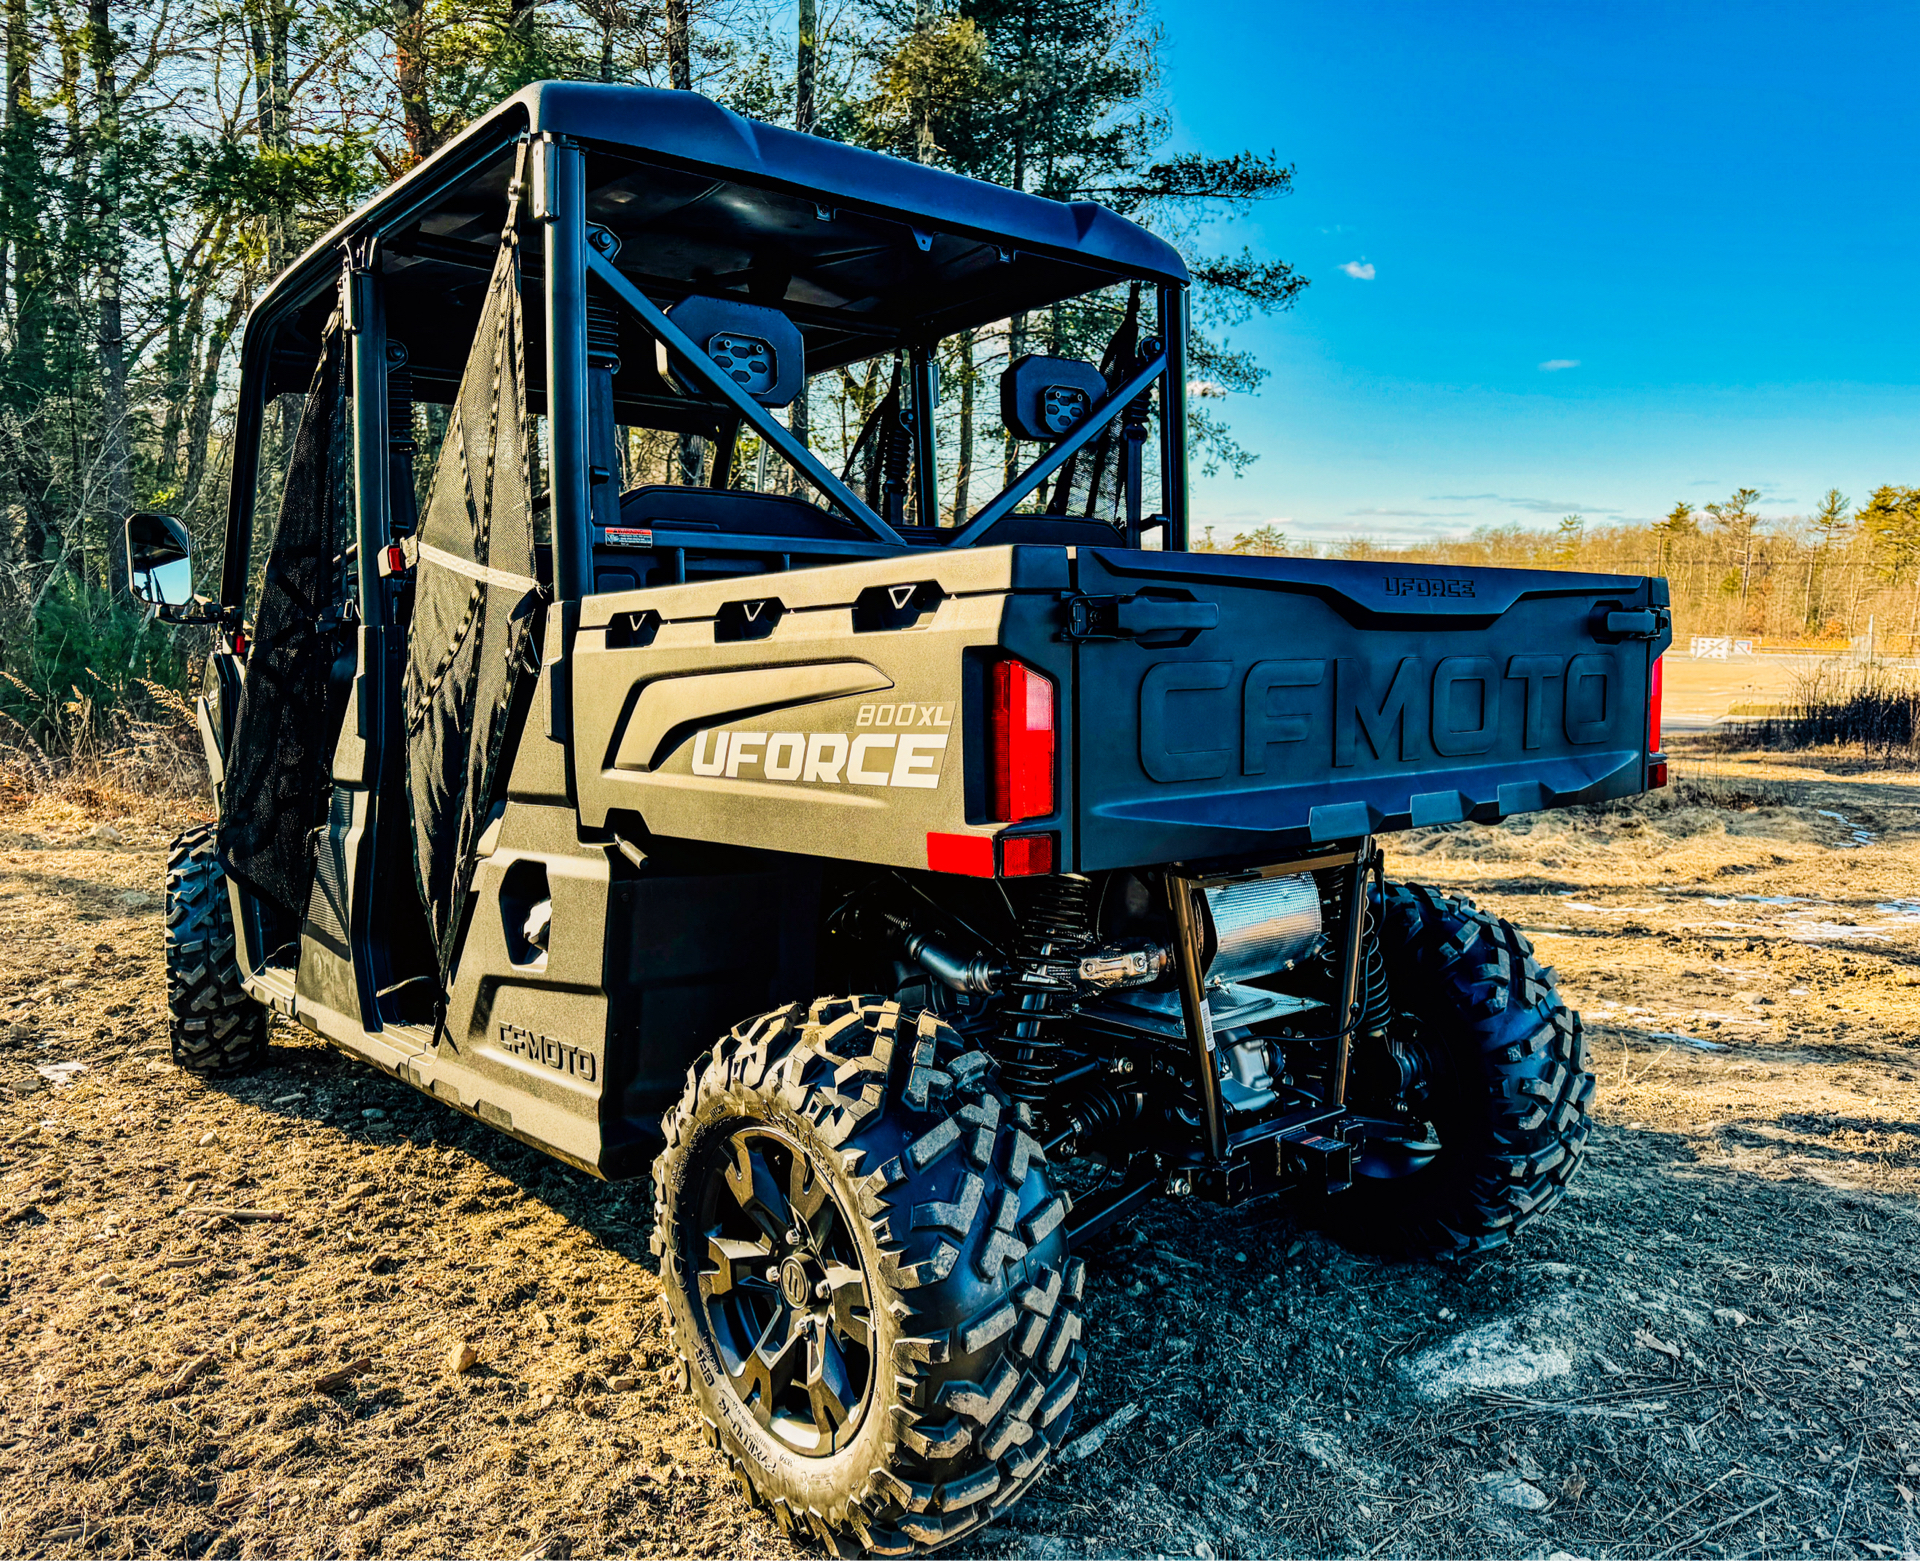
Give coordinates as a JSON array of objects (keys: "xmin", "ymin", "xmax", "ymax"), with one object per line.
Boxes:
[
  {"xmin": 701, "ymin": 1232, "xmax": 774, "ymax": 1299},
  {"xmin": 726, "ymin": 1302, "xmax": 801, "ymax": 1431},
  {"xmin": 753, "ymin": 1309, "xmax": 806, "ymax": 1400},
  {"xmin": 806, "ymin": 1327, "xmax": 857, "ymax": 1434},
  {"xmin": 723, "ymin": 1136, "xmax": 792, "ymax": 1240},
  {"xmin": 824, "ymin": 1262, "xmax": 871, "ymax": 1355},
  {"xmin": 788, "ymin": 1151, "xmax": 830, "ymax": 1235}
]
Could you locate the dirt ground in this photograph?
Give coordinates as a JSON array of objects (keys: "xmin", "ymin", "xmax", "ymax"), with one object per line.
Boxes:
[{"xmin": 2, "ymin": 740, "xmax": 1918, "ymax": 1560}]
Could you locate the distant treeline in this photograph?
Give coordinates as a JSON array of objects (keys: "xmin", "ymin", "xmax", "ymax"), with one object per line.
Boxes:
[{"xmin": 1200, "ymin": 486, "xmax": 1920, "ymax": 653}]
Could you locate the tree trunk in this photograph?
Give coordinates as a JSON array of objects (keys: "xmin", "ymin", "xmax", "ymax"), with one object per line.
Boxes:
[
  {"xmin": 950, "ymin": 329, "xmax": 973, "ymax": 525},
  {"xmin": 88, "ymin": 0, "xmax": 128, "ymax": 598},
  {"xmin": 796, "ymin": 0, "xmax": 815, "ymax": 131},
  {"xmin": 393, "ymin": 0, "xmax": 433, "ymax": 166},
  {"xmin": 3, "ymin": 0, "xmax": 33, "ymax": 580},
  {"xmin": 184, "ymin": 282, "xmax": 247, "ymax": 519},
  {"xmin": 666, "ymin": 0, "xmax": 689, "ymax": 90},
  {"xmin": 1003, "ymin": 313, "xmax": 1024, "ymax": 484},
  {"xmin": 245, "ymin": 0, "xmax": 291, "ymax": 274}
]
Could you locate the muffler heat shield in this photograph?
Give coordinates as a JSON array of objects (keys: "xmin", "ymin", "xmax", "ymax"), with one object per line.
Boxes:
[{"xmin": 1202, "ymin": 873, "xmax": 1322, "ymax": 983}]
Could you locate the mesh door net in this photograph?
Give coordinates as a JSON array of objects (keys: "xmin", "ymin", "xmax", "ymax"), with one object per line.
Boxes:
[
  {"xmin": 220, "ymin": 320, "xmax": 351, "ymax": 936},
  {"xmin": 403, "ymin": 222, "xmax": 542, "ymax": 981},
  {"xmin": 842, "ymin": 360, "xmax": 916, "ymax": 525}
]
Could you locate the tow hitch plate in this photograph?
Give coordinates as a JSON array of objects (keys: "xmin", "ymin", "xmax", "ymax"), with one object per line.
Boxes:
[{"xmin": 1281, "ymin": 1132, "xmax": 1354, "ymax": 1195}]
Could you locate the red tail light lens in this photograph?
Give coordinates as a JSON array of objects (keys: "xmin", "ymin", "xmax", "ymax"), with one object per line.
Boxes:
[
  {"xmin": 1648, "ymin": 655, "xmax": 1664, "ymax": 753},
  {"xmin": 999, "ymin": 834, "xmax": 1056, "ymax": 876},
  {"xmin": 987, "ymin": 660, "xmax": 1055, "ymax": 823}
]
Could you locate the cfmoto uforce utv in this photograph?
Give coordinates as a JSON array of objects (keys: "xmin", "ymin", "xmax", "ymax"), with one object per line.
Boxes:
[{"xmin": 132, "ymin": 83, "xmax": 1671, "ymax": 1554}]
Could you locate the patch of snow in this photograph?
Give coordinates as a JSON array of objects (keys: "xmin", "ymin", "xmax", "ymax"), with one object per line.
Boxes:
[
  {"xmin": 1400, "ymin": 1300, "xmax": 1578, "ymax": 1401},
  {"xmin": 1647, "ymin": 1031, "xmax": 1729, "ymax": 1050},
  {"xmin": 1784, "ymin": 923, "xmax": 1894, "ymax": 943}
]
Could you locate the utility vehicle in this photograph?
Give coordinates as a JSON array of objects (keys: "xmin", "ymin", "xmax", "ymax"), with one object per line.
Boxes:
[{"xmin": 131, "ymin": 83, "xmax": 1671, "ymax": 1554}]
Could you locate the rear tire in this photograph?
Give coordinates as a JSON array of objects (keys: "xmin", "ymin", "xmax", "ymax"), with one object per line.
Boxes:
[
  {"xmin": 652, "ymin": 997, "xmax": 1086, "ymax": 1556},
  {"xmin": 165, "ymin": 824, "xmax": 268, "ymax": 1076},
  {"xmin": 1324, "ymin": 880, "xmax": 1592, "ymax": 1258}
]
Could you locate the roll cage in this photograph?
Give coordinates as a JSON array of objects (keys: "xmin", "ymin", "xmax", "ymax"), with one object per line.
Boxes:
[{"xmin": 220, "ymin": 81, "xmax": 1196, "ymax": 619}]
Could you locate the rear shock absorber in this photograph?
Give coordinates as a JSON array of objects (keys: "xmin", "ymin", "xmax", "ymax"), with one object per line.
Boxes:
[
  {"xmin": 1359, "ymin": 900, "xmax": 1391, "ymax": 1040},
  {"xmin": 991, "ymin": 874, "xmax": 1096, "ymax": 1111}
]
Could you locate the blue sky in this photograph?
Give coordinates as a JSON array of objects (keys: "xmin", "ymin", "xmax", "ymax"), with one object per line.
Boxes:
[{"xmin": 1163, "ymin": 0, "xmax": 1920, "ymax": 547}]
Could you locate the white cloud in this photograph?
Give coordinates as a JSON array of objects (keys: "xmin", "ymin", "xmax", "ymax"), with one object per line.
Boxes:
[
  {"xmin": 1538, "ymin": 358, "xmax": 1580, "ymax": 371},
  {"xmin": 1340, "ymin": 260, "xmax": 1376, "ymax": 280},
  {"xmin": 1187, "ymin": 379, "xmax": 1228, "ymax": 399}
]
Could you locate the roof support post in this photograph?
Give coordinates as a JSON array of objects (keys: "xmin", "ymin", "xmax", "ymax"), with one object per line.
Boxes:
[
  {"xmin": 537, "ymin": 134, "xmax": 589, "ymax": 752},
  {"xmin": 1158, "ymin": 283, "xmax": 1189, "ymax": 551},
  {"xmin": 344, "ymin": 241, "xmax": 390, "ymax": 631},
  {"xmin": 538, "ymin": 133, "xmax": 593, "ymax": 606},
  {"xmin": 340, "ymin": 240, "xmax": 389, "ymax": 783},
  {"xmin": 908, "ymin": 346, "xmax": 939, "ymax": 527}
]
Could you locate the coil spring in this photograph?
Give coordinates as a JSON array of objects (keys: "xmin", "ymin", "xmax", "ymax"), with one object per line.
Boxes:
[
  {"xmin": 991, "ymin": 874, "xmax": 1096, "ymax": 1108},
  {"xmin": 1358, "ymin": 899, "xmax": 1392, "ymax": 1039}
]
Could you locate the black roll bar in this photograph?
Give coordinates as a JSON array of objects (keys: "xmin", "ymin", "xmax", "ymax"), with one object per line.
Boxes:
[
  {"xmin": 1158, "ymin": 284, "xmax": 1189, "ymax": 552},
  {"xmin": 944, "ymin": 348, "xmax": 1169, "ymax": 549},
  {"xmin": 584, "ymin": 246, "xmax": 906, "ymax": 546}
]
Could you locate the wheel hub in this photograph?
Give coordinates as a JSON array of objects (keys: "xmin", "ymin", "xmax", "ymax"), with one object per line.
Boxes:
[{"xmin": 778, "ymin": 1254, "xmax": 813, "ymax": 1308}]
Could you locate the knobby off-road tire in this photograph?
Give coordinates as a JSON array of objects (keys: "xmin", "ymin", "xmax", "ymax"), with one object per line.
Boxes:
[
  {"xmin": 1324, "ymin": 880, "xmax": 1593, "ymax": 1258},
  {"xmin": 165, "ymin": 825, "xmax": 268, "ymax": 1076},
  {"xmin": 652, "ymin": 997, "xmax": 1086, "ymax": 1556}
]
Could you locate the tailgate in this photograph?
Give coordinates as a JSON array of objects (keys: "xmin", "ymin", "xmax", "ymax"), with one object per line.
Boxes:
[{"xmin": 1071, "ymin": 548, "xmax": 1671, "ymax": 870}]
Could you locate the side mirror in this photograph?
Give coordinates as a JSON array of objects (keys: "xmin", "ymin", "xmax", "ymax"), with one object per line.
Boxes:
[{"xmin": 125, "ymin": 511, "xmax": 195, "ymax": 609}]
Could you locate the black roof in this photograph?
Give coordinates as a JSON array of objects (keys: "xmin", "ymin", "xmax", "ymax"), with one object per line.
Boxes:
[{"xmin": 250, "ymin": 83, "xmax": 1188, "ymax": 415}]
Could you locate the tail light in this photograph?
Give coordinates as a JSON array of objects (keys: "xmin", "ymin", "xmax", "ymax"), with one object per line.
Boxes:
[
  {"xmin": 1648, "ymin": 655, "xmax": 1664, "ymax": 753},
  {"xmin": 1648, "ymin": 655, "xmax": 1668, "ymax": 788},
  {"xmin": 987, "ymin": 659, "xmax": 1055, "ymax": 822}
]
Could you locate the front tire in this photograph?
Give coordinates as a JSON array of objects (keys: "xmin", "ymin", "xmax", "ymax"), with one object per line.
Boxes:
[
  {"xmin": 1325, "ymin": 881, "xmax": 1592, "ymax": 1258},
  {"xmin": 165, "ymin": 824, "xmax": 268, "ymax": 1075},
  {"xmin": 652, "ymin": 997, "xmax": 1085, "ymax": 1555}
]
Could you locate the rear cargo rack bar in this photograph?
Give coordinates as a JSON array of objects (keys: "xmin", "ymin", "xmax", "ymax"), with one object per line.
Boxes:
[{"xmin": 1165, "ymin": 869, "xmax": 1228, "ymax": 1163}]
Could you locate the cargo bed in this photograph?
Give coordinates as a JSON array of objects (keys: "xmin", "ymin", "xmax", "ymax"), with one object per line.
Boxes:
[{"xmin": 1067, "ymin": 549, "xmax": 1671, "ymax": 869}]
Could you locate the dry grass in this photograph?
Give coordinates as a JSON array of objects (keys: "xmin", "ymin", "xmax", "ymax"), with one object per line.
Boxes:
[
  {"xmin": 1738, "ymin": 664, "xmax": 1920, "ymax": 762},
  {"xmin": 0, "ymin": 671, "xmax": 209, "ymax": 810},
  {"xmin": 0, "ymin": 747, "xmax": 1917, "ymax": 1558}
]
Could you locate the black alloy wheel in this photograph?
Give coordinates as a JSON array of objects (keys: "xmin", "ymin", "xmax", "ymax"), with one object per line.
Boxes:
[
  {"xmin": 653, "ymin": 996, "xmax": 1087, "ymax": 1553},
  {"xmin": 696, "ymin": 1127, "xmax": 875, "ymax": 1455}
]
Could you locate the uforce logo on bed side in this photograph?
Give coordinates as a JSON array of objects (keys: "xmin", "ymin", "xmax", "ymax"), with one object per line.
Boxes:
[
  {"xmin": 1385, "ymin": 575, "xmax": 1475, "ymax": 598},
  {"xmin": 687, "ymin": 700, "xmax": 952, "ymax": 789}
]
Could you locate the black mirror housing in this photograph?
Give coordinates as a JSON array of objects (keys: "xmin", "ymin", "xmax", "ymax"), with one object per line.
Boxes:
[{"xmin": 125, "ymin": 511, "xmax": 196, "ymax": 609}]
